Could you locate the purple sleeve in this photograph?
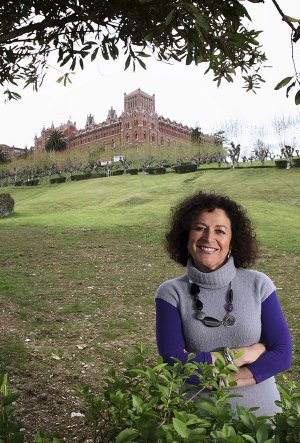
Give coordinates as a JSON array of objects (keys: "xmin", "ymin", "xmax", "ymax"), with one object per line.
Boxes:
[
  {"xmin": 155, "ymin": 298, "xmax": 213, "ymax": 369},
  {"xmin": 246, "ymin": 291, "xmax": 292, "ymax": 383}
]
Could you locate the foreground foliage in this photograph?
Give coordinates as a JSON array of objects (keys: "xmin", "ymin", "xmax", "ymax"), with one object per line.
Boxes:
[{"xmin": 2, "ymin": 346, "xmax": 299, "ymax": 442}]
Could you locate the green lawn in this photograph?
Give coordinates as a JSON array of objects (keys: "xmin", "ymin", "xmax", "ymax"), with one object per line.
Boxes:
[{"xmin": 0, "ymin": 167, "xmax": 299, "ymax": 440}]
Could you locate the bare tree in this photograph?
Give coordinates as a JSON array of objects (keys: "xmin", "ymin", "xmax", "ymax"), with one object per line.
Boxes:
[
  {"xmin": 253, "ymin": 140, "xmax": 270, "ymax": 166},
  {"xmin": 227, "ymin": 142, "xmax": 241, "ymax": 169}
]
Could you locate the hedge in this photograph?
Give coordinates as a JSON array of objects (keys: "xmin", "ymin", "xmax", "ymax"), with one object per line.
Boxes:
[
  {"xmin": 173, "ymin": 164, "xmax": 198, "ymax": 173},
  {"xmin": 275, "ymin": 160, "xmax": 288, "ymax": 169},
  {"xmin": 49, "ymin": 177, "xmax": 67, "ymax": 184}
]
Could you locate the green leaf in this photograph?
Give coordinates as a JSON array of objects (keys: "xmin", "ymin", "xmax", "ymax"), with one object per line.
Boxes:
[
  {"xmin": 242, "ymin": 435, "xmax": 256, "ymax": 443},
  {"xmin": 256, "ymin": 424, "xmax": 269, "ymax": 443},
  {"xmin": 173, "ymin": 417, "xmax": 189, "ymax": 438},
  {"xmin": 153, "ymin": 362, "xmax": 168, "ymax": 371},
  {"xmin": 115, "ymin": 428, "xmax": 139, "ymax": 443},
  {"xmin": 132, "ymin": 394, "xmax": 143, "ymax": 410},
  {"xmin": 286, "ymin": 81, "xmax": 296, "ymax": 97},
  {"xmin": 284, "ymin": 15, "xmax": 300, "ymax": 23},
  {"xmin": 274, "ymin": 76, "xmax": 293, "ymax": 90},
  {"xmin": 227, "ymin": 436, "xmax": 244, "ymax": 443},
  {"xmin": 137, "ymin": 57, "xmax": 146, "ymax": 70},
  {"xmin": 165, "ymin": 9, "xmax": 175, "ymax": 26},
  {"xmin": 124, "ymin": 55, "xmax": 131, "ymax": 71},
  {"xmin": 2, "ymin": 392, "xmax": 20, "ymax": 406},
  {"xmin": 91, "ymin": 47, "xmax": 99, "ymax": 61},
  {"xmin": 226, "ymin": 363, "xmax": 238, "ymax": 372},
  {"xmin": 295, "ymin": 89, "xmax": 300, "ymax": 105}
]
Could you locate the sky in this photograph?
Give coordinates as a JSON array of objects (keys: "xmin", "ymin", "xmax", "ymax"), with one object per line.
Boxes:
[{"xmin": 1, "ymin": 0, "xmax": 299, "ymax": 155}]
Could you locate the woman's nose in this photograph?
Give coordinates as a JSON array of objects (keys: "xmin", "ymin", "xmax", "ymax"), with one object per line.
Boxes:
[{"xmin": 202, "ymin": 228, "xmax": 214, "ymax": 241}]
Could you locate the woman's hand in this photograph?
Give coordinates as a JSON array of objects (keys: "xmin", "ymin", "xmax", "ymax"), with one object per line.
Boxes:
[{"xmin": 233, "ymin": 343, "xmax": 266, "ymax": 367}]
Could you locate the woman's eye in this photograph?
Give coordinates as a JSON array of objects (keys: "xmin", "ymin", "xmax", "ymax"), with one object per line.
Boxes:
[{"xmin": 195, "ymin": 226, "xmax": 206, "ymax": 231}]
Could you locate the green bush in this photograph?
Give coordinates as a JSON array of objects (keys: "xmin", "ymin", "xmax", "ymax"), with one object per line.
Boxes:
[
  {"xmin": 145, "ymin": 167, "xmax": 166, "ymax": 175},
  {"xmin": 0, "ymin": 374, "xmax": 25, "ymax": 443},
  {"xmin": 155, "ymin": 167, "xmax": 166, "ymax": 174},
  {"xmin": 128, "ymin": 169, "xmax": 139, "ymax": 175},
  {"xmin": 49, "ymin": 177, "xmax": 67, "ymax": 184},
  {"xmin": 71, "ymin": 173, "xmax": 92, "ymax": 181},
  {"xmin": 112, "ymin": 170, "xmax": 124, "ymax": 176},
  {"xmin": 173, "ymin": 164, "xmax": 198, "ymax": 173},
  {"xmin": 74, "ymin": 346, "xmax": 300, "ymax": 443},
  {"xmin": 293, "ymin": 158, "xmax": 300, "ymax": 167},
  {"xmin": 1, "ymin": 346, "xmax": 300, "ymax": 442},
  {"xmin": 0, "ymin": 193, "xmax": 15, "ymax": 217},
  {"xmin": 275, "ymin": 160, "xmax": 288, "ymax": 169},
  {"xmin": 25, "ymin": 179, "xmax": 39, "ymax": 186}
]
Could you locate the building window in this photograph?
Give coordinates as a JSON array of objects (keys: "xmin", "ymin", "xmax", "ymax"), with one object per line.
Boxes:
[
  {"xmin": 134, "ymin": 120, "xmax": 138, "ymax": 127},
  {"xmin": 144, "ymin": 132, "xmax": 147, "ymax": 140},
  {"xmin": 135, "ymin": 132, "xmax": 138, "ymax": 140},
  {"xmin": 143, "ymin": 120, "xmax": 146, "ymax": 127}
]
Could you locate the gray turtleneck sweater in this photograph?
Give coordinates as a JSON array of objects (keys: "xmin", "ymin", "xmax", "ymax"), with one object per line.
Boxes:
[{"xmin": 155, "ymin": 257, "xmax": 292, "ymax": 416}]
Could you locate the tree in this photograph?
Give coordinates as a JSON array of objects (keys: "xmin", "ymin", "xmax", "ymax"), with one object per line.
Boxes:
[
  {"xmin": 191, "ymin": 126, "xmax": 203, "ymax": 144},
  {"xmin": 0, "ymin": 149, "xmax": 9, "ymax": 164},
  {"xmin": 281, "ymin": 145, "xmax": 294, "ymax": 169},
  {"xmin": 0, "ymin": 1, "xmax": 299, "ymax": 102},
  {"xmin": 253, "ymin": 139, "xmax": 270, "ymax": 166},
  {"xmin": 45, "ymin": 130, "xmax": 67, "ymax": 152},
  {"xmin": 227, "ymin": 142, "xmax": 241, "ymax": 169}
]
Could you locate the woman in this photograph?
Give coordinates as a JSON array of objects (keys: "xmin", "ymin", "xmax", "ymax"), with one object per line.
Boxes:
[{"xmin": 155, "ymin": 191, "xmax": 292, "ymax": 416}]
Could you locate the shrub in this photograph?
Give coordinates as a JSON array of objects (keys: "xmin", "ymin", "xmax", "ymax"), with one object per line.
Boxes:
[
  {"xmin": 0, "ymin": 374, "xmax": 25, "ymax": 442},
  {"xmin": 71, "ymin": 174, "xmax": 92, "ymax": 181},
  {"xmin": 72, "ymin": 346, "xmax": 300, "ymax": 443},
  {"xmin": 155, "ymin": 167, "xmax": 166, "ymax": 174},
  {"xmin": 25, "ymin": 179, "xmax": 39, "ymax": 186},
  {"xmin": 128, "ymin": 169, "xmax": 139, "ymax": 175},
  {"xmin": 0, "ymin": 346, "xmax": 299, "ymax": 442},
  {"xmin": 293, "ymin": 158, "xmax": 300, "ymax": 167},
  {"xmin": 112, "ymin": 170, "xmax": 124, "ymax": 176},
  {"xmin": 173, "ymin": 164, "xmax": 198, "ymax": 173},
  {"xmin": 145, "ymin": 167, "xmax": 156, "ymax": 174},
  {"xmin": 49, "ymin": 177, "xmax": 67, "ymax": 184},
  {"xmin": 0, "ymin": 193, "xmax": 15, "ymax": 217},
  {"xmin": 145, "ymin": 167, "xmax": 166, "ymax": 174},
  {"xmin": 275, "ymin": 160, "xmax": 288, "ymax": 169}
]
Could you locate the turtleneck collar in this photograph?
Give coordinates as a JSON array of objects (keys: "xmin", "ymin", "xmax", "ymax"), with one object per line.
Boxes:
[{"xmin": 187, "ymin": 256, "xmax": 236, "ymax": 289}]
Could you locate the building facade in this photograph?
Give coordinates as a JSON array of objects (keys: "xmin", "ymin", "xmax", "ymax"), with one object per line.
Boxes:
[
  {"xmin": 0, "ymin": 144, "xmax": 24, "ymax": 159},
  {"xmin": 34, "ymin": 89, "xmax": 192, "ymax": 151}
]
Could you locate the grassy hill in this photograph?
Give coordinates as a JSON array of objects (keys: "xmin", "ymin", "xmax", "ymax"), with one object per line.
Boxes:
[
  {"xmin": 2, "ymin": 167, "xmax": 299, "ymax": 252},
  {"xmin": 0, "ymin": 167, "xmax": 299, "ymax": 440}
]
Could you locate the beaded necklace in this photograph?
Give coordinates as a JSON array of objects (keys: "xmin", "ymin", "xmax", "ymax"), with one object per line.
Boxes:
[{"xmin": 189, "ymin": 280, "xmax": 236, "ymax": 327}]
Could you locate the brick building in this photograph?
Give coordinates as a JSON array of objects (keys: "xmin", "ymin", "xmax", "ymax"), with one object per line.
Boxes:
[
  {"xmin": 0, "ymin": 144, "xmax": 24, "ymax": 159},
  {"xmin": 34, "ymin": 89, "xmax": 192, "ymax": 151}
]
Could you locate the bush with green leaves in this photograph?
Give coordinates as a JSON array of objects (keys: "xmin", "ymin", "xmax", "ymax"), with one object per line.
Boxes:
[
  {"xmin": 1, "ymin": 346, "xmax": 299, "ymax": 442},
  {"xmin": 0, "ymin": 373, "xmax": 25, "ymax": 442},
  {"xmin": 0, "ymin": 193, "xmax": 15, "ymax": 217},
  {"xmin": 73, "ymin": 345, "xmax": 300, "ymax": 443}
]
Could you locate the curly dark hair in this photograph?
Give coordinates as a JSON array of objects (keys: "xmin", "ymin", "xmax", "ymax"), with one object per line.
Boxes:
[{"xmin": 165, "ymin": 191, "xmax": 258, "ymax": 268}]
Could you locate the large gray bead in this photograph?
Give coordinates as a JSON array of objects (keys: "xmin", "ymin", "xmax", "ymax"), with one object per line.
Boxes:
[{"xmin": 196, "ymin": 311, "xmax": 205, "ymax": 320}]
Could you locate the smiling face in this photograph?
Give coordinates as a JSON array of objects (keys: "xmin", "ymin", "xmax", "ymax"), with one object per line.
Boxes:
[{"xmin": 187, "ymin": 208, "xmax": 232, "ymax": 272}]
